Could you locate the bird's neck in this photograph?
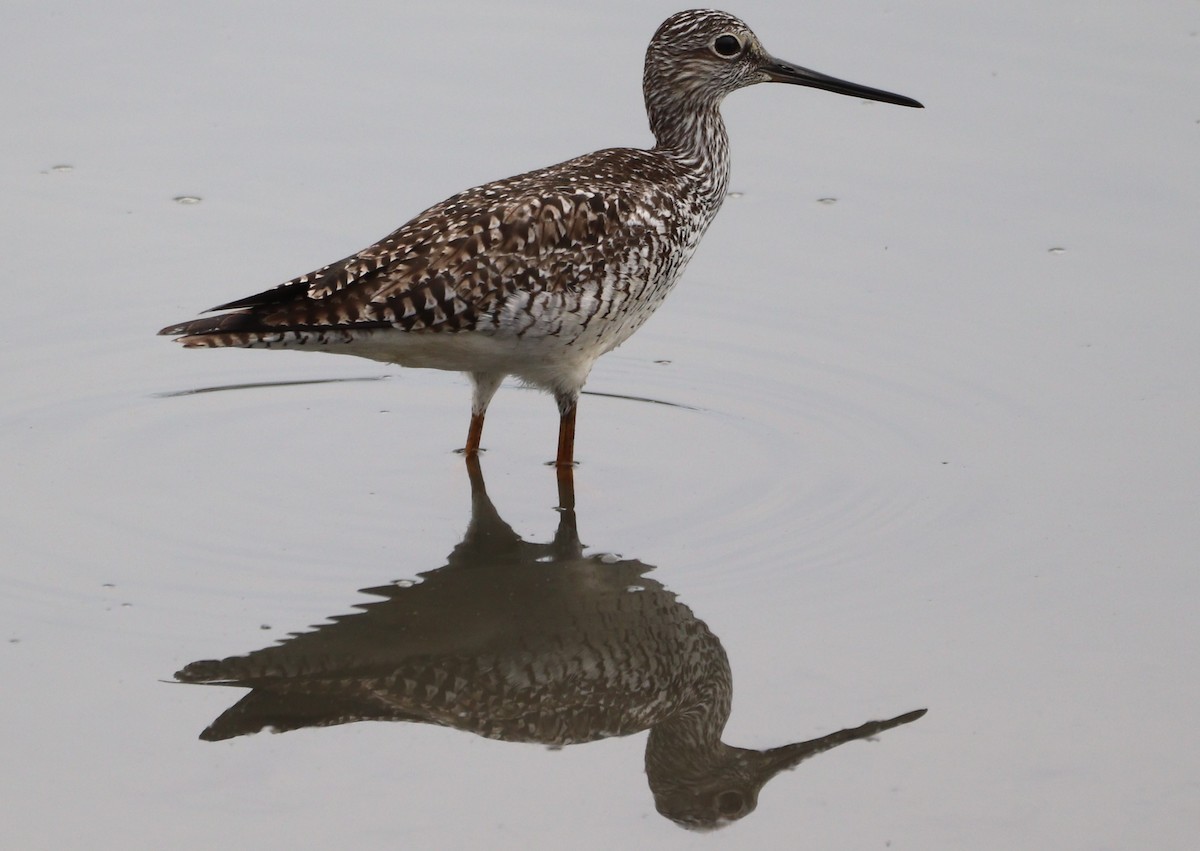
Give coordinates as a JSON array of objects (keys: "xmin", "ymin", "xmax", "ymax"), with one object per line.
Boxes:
[
  {"xmin": 643, "ymin": 693, "xmax": 740, "ymax": 818},
  {"xmin": 643, "ymin": 668, "xmax": 733, "ymax": 763},
  {"xmin": 646, "ymin": 94, "xmax": 732, "ymax": 207}
]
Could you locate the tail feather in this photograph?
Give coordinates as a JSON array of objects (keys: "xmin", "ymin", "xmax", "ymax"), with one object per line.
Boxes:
[
  {"xmin": 159, "ymin": 311, "xmax": 391, "ymax": 349},
  {"xmin": 158, "ymin": 310, "xmax": 307, "ymax": 348},
  {"xmin": 158, "ymin": 311, "xmax": 258, "ymax": 338}
]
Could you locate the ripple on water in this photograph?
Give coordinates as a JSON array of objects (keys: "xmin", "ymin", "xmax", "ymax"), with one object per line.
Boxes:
[
  {"xmin": 3, "ymin": 283, "xmax": 1015, "ymax": 628},
  {"xmin": 589, "ymin": 296, "xmax": 1015, "ymax": 594},
  {"xmin": 1, "ymin": 339, "xmax": 453, "ymax": 623}
]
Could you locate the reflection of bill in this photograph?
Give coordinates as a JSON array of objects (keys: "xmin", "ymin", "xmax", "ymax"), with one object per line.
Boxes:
[{"xmin": 177, "ymin": 458, "xmax": 924, "ymax": 829}]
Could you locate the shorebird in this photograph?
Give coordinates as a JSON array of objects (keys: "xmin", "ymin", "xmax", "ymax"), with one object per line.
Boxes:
[{"xmin": 160, "ymin": 10, "xmax": 921, "ymax": 467}]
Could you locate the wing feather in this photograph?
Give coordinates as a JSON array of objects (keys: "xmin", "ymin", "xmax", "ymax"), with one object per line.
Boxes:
[{"xmin": 161, "ymin": 148, "xmax": 683, "ymax": 341}]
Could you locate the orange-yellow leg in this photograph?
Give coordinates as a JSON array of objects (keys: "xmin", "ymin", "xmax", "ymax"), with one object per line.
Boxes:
[
  {"xmin": 556, "ymin": 460, "xmax": 575, "ymax": 511},
  {"xmin": 464, "ymin": 412, "xmax": 485, "ymax": 456},
  {"xmin": 555, "ymin": 401, "xmax": 577, "ymax": 468}
]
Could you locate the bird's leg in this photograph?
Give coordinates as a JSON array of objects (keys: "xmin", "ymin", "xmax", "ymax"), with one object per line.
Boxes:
[
  {"xmin": 555, "ymin": 459, "xmax": 575, "ymax": 512},
  {"xmin": 555, "ymin": 398, "xmax": 576, "ymax": 511},
  {"xmin": 462, "ymin": 372, "xmax": 503, "ymax": 455},
  {"xmin": 464, "ymin": 412, "xmax": 485, "ymax": 455},
  {"xmin": 555, "ymin": 393, "xmax": 578, "ymax": 469}
]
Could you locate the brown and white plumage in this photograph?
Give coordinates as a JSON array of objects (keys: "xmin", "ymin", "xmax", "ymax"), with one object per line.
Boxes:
[{"xmin": 160, "ymin": 10, "xmax": 921, "ymax": 467}]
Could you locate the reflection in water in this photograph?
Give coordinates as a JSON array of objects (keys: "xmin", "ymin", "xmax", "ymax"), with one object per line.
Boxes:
[{"xmin": 177, "ymin": 460, "xmax": 924, "ymax": 829}]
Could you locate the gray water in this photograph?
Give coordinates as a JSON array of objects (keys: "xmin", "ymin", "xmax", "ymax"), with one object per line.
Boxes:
[{"xmin": 3, "ymin": 2, "xmax": 1198, "ymax": 848}]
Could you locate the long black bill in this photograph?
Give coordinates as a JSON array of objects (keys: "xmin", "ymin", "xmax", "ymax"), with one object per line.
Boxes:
[
  {"xmin": 756, "ymin": 708, "xmax": 927, "ymax": 777},
  {"xmin": 763, "ymin": 55, "xmax": 923, "ymax": 108}
]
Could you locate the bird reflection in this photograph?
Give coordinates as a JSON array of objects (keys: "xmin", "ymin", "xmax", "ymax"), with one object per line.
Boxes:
[{"xmin": 176, "ymin": 459, "xmax": 924, "ymax": 829}]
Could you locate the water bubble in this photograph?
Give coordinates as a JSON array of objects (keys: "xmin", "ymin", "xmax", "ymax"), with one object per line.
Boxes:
[
  {"xmin": 1048, "ymin": 247, "xmax": 1066, "ymax": 255},
  {"xmin": 173, "ymin": 195, "xmax": 202, "ymax": 205},
  {"xmin": 817, "ymin": 197, "xmax": 837, "ymax": 205},
  {"xmin": 726, "ymin": 191, "xmax": 744, "ymax": 199},
  {"xmin": 49, "ymin": 164, "xmax": 74, "ymax": 173}
]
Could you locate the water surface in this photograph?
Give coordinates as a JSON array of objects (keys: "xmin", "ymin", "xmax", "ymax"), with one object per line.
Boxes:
[{"xmin": 2, "ymin": 2, "xmax": 1198, "ymax": 848}]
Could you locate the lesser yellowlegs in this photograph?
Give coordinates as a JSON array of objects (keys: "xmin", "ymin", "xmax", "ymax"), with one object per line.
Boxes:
[{"xmin": 160, "ymin": 9, "xmax": 922, "ymax": 467}]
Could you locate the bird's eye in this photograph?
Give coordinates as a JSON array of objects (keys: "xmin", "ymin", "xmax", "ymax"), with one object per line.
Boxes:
[
  {"xmin": 712, "ymin": 34, "xmax": 742, "ymax": 58},
  {"xmin": 715, "ymin": 790, "xmax": 745, "ymax": 815}
]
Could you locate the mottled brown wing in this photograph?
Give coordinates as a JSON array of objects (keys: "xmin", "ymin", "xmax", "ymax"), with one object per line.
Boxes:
[
  {"xmin": 315, "ymin": 186, "xmax": 629, "ymax": 333},
  {"xmin": 161, "ymin": 154, "xmax": 652, "ymax": 340}
]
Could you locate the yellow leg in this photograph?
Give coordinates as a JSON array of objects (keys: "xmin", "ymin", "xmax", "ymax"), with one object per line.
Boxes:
[
  {"xmin": 464, "ymin": 411, "xmax": 485, "ymax": 455},
  {"xmin": 555, "ymin": 402, "xmax": 576, "ymax": 468}
]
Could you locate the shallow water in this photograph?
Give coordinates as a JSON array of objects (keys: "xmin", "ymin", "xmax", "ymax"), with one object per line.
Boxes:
[{"xmin": 3, "ymin": 2, "xmax": 1199, "ymax": 849}]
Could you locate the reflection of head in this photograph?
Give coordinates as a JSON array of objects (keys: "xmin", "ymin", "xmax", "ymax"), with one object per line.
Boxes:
[
  {"xmin": 649, "ymin": 709, "xmax": 927, "ymax": 830},
  {"xmin": 648, "ymin": 743, "xmax": 774, "ymax": 829}
]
